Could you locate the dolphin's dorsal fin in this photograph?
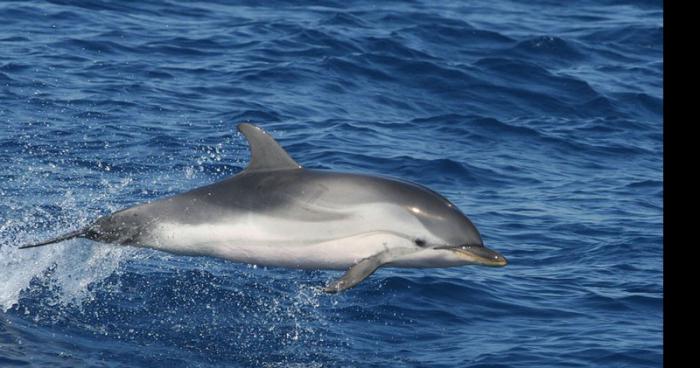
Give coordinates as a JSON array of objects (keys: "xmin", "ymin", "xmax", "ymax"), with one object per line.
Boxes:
[{"xmin": 237, "ymin": 123, "xmax": 302, "ymax": 172}]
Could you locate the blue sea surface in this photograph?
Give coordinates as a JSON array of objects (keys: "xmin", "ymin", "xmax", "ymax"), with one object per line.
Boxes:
[{"xmin": 0, "ymin": 1, "xmax": 663, "ymax": 367}]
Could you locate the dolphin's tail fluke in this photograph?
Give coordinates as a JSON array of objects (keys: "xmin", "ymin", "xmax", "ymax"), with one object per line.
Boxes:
[{"xmin": 18, "ymin": 228, "xmax": 87, "ymax": 249}]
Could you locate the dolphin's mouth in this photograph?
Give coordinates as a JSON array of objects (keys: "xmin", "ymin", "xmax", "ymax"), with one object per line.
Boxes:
[{"xmin": 436, "ymin": 244, "xmax": 508, "ymax": 267}]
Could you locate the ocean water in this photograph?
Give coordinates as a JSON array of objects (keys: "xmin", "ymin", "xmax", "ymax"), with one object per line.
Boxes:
[{"xmin": 0, "ymin": 0, "xmax": 663, "ymax": 367}]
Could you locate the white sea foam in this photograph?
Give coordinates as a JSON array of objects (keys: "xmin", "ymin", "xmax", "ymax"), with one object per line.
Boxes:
[
  {"xmin": 0, "ymin": 174, "xmax": 139, "ymax": 313},
  {"xmin": 0, "ymin": 236, "xmax": 137, "ymax": 313}
]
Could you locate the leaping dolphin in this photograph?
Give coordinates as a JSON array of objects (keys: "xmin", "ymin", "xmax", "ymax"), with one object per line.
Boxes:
[{"xmin": 19, "ymin": 123, "xmax": 507, "ymax": 292}]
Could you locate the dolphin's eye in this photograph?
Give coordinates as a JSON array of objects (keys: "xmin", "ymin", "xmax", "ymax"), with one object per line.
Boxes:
[{"xmin": 414, "ymin": 239, "xmax": 427, "ymax": 247}]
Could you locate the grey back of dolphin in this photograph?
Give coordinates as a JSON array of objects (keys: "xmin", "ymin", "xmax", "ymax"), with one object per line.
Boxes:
[{"xmin": 20, "ymin": 123, "xmax": 507, "ymax": 292}]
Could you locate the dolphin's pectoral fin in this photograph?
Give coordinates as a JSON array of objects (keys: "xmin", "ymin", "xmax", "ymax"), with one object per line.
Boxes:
[
  {"xmin": 323, "ymin": 248, "xmax": 417, "ymax": 293},
  {"xmin": 323, "ymin": 254, "xmax": 385, "ymax": 293}
]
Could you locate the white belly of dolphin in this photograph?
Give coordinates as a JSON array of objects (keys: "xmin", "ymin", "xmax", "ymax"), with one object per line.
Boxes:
[
  {"xmin": 149, "ymin": 221, "xmax": 410, "ymax": 269},
  {"xmin": 144, "ymin": 203, "xmax": 461, "ymax": 270}
]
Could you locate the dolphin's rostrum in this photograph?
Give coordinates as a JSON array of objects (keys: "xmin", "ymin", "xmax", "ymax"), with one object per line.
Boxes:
[{"xmin": 20, "ymin": 123, "xmax": 507, "ymax": 292}]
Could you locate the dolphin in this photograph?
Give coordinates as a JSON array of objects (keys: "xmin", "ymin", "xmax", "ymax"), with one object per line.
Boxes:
[{"xmin": 19, "ymin": 123, "xmax": 507, "ymax": 292}]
